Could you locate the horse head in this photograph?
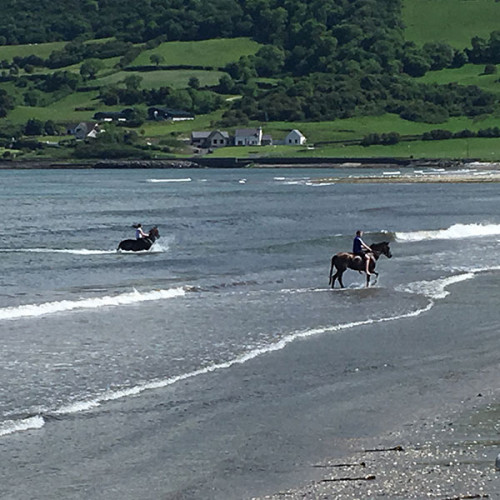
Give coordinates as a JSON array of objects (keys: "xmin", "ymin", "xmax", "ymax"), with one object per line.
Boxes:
[
  {"xmin": 148, "ymin": 226, "xmax": 160, "ymax": 241},
  {"xmin": 371, "ymin": 241, "xmax": 392, "ymax": 258}
]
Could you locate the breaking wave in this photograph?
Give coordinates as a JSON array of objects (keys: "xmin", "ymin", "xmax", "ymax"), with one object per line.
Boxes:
[
  {"xmin": 0, "ymin": 416, "xmax": 44, "ymax": 437},
  {"xmin": 395, "ymin": 223, "xmax": 500, "ymax": 242},
  {"xmin": 146, "ymin": 178, "xmax": 192, "ymax": 183},
  {"xmin": 396, "ymin": 273, "xmax": 475, "ymax": 300},
  {"xmin": 0, "ymin": 287, "xmax": 185, "ymax": 321}
]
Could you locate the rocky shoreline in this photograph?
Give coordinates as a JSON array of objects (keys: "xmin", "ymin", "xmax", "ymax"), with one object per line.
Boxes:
[{"xmin": 0, "ymin": 157, "xmax": 488, "ymax": 170}]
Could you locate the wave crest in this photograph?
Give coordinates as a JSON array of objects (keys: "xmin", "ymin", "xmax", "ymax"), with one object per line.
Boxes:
[
  {"xmin": 395, "ymin": 223, "xmax": 500, "ymax": 242},
  {"xmin": 0, "ymin": 287, "xmax": 186, "ymax": 321},
  {"xmin": 0, "ymin": 415, "xmax": 44, "ymax": 437}
]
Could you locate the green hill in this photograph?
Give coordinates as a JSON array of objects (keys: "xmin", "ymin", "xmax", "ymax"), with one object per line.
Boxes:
[{"xmin": 0, "ymin": 0, "xmax": 500, "ymax": 161}]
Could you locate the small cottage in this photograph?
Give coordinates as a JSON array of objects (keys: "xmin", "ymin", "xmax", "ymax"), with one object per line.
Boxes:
[
  {"xmin": 284, "ymin": 129, "xmax": 306, "ymax": 145},
  {"xmin": 191, "ymin": 130, "xmax": 230, "ymax": 149}
]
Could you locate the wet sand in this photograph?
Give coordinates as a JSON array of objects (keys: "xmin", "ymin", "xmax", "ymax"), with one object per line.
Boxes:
[
  {"xmin": 255, "ymin": 274, "xmax": 500, "ymax": 500},
  {"xmin": 256, "ymin": 401, "xmax": 500, "ymax": 499}
]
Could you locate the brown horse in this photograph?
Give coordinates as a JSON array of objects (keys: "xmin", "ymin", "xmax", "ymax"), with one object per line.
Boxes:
[{"xmin": 329, "ymin": 241, "xmax": 392, "ymax": 288}]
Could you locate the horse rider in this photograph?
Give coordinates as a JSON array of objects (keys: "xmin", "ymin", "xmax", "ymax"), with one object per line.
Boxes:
[
  {"xmin": 353, "ymin": 230, "xmax": 373, "ymax": 275},
  {"xmin": 134, "ymin": 223, "xmax": 149, "ymax": 240}
]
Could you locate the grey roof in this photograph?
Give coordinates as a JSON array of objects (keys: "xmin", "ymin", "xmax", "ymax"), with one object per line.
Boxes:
[
  {"xmin": 208, "ymin": 130, "xmax": 230, "ymax": 139},
  {"xmin": 235, "ymin": 128, "xmax": 260, "ymax": 136},
  {"xmin": 191, "ymin": 131, "xmax": 211, "ymax": 139}
]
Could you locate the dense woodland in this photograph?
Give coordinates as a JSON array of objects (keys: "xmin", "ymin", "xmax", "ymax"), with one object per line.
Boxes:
[{"xmin": 0, "ymin": 0, "xmax": 500, "ymax": 154}]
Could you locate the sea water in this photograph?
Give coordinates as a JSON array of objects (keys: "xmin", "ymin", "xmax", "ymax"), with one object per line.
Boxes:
[{"xmin": 0, "ymin": 166, "xmax": 499, "ymax": 440}]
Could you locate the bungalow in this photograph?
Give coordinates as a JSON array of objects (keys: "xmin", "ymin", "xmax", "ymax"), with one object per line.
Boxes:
[
  {"xmin": 284, "ymin": 129, "xmax": 306, "ymax": 145},
  {"xmin": 148, "ymin": 106, "xmax": 195, "ymax": 121},
  {"xmin": 234, "ymin": 127, "xmax": 263, "ymax": 146},
  {"xmin": 191, "ymin": 130, "xmax": 230, "ymax": 148}
]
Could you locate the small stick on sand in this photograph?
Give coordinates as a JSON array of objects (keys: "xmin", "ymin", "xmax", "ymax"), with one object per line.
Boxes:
[
  {"xmin": 442, "ymin": 494, "xmax": 489, "ymax": 500},
  {"xmin": 320, "ymin": 474, "xmax": 376, "ymax": 482},
  {"xmin": 364, "ymin": 445, "xmax": 404, "ymax": 452},
  {"xmin": 312, "ymin": 461, "xmax": 366, "ymax": 468}
]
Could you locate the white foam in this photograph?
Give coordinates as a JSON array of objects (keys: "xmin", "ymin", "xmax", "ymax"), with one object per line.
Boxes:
[
  {"xmin": 396, "ymin": 273, "xmax": 474, "ymax": 300},
  {"xmin": 0, "ymin": 415, "xmax": 45, "ymax": 437},
  {"xmin": 0, "ymin": 248, "xmax": 115, "ymax": 255},
  {"xmin": 0, "ymin": 287, "xmax": 185, "ymax": 321},
  {"xmin": 395, "ymin": 223, "xmax": 500, "ymax": 242},
  {"xmin": 305, "ymin": 181, "xmax": 335, "ymax": 187},
  {"xmin": 147, "ymin": 178, "xmax": 192, "ymax": 183}
]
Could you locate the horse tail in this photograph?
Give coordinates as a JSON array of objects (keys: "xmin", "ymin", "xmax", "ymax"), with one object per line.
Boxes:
[{"xmin": 329, "ymin": 255, "xmax": 337, "ymax": 286}]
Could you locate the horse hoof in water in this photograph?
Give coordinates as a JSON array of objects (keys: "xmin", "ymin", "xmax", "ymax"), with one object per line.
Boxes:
[{"xmin": 328, "ymin": 241, "xmax": 392, "ymax": 289}]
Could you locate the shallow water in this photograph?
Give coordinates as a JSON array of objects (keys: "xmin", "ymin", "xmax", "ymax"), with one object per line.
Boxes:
[{"xmin": 0, "ymin": 167, "xmax": 499, "ymax": 441}]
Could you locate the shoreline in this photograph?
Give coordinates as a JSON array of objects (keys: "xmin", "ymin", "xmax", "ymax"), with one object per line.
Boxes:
[
  {"xmin": 256, "ymin": 392, "xmax": 500, "ymax": 499},
  {"xmin": 0, "ymin": 157, "xmax": 496, "ymax": 171},
  {"xmin": 1, "ymin": 273, "xmax": 499, "ymax": 499},
  {"xmin": 313, "ymin": 172, "xmax": 500, "ymax": 183},
  {"xmin": 2, "ymin": 158, "xmax": 499, "ymax": 184}
]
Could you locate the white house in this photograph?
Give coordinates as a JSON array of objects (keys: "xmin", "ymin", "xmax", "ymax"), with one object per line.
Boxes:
[
  {"xmin": 234, "ymin": 127, "xmax": 263, "ymax": 146},
  {"xmin": 284, "ymin": 129, "xmax": 306, "ymax": 145}
]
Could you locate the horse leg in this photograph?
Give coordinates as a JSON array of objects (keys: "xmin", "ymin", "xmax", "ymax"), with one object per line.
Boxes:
[
  {"xmin": 329, "ymin": 257, "xmax": 335, "ymax": 287},
  {"xmin": 331, "ymin": 270, "xmax": 343, "ymax": 288},
  {"xmin": 338, "ymin": 271, "xmax": 346, "ymax": 288},
  {"xmin": 366, "ymin": 273, "xmax": 371, "ymax": 287}
]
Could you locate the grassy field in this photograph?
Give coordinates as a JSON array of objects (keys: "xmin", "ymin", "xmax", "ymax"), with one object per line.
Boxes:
[
  {"xmin": 7, "ymin": 91, "xmax": 102, "ymax": 123},
  {"xmin": 131, "ymin": 38, "xmax": 262, "ymax": 68},
  {"xmin": 209, "ymin": 137, "xmax": 500, "ymax": 161},
  {"xmin": 0, "ymin": 38, "xmax": 119, "ymax": 62},
  {"xmin": 150, "ymin": 113, "xmax": 500, "ymax": 144},
  {"xmin": 402, "ymin": 0, "xmax": 500, "ymax": 48},
  {"xmin": 0, "ymin": 41, "xmax": 67, "ymax": 61},
  {"xmin": 141, "ymin": 110, "xmax": 226, "ymax": 137},
  {"xmin": 417, "ymin": 64, "xmax": 500, "ymax": 95},
  {"xmin": 94, "ymin": 68, "xmax": 227, "ymax": 89}
]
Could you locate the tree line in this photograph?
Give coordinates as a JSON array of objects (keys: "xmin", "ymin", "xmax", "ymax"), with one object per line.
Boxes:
[{"xmin": 0, "ymin": 0, "xmax": 499, "ymax": 131}]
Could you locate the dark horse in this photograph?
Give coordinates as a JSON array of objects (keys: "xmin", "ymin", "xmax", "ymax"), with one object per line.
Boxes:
[
  {"xmin": 329, "ymin": 241, "xmax": 392, "ymax": 288},
  {"xmin": 117, "ymin": 227, "xmax": 160, "ymax": 252}
]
